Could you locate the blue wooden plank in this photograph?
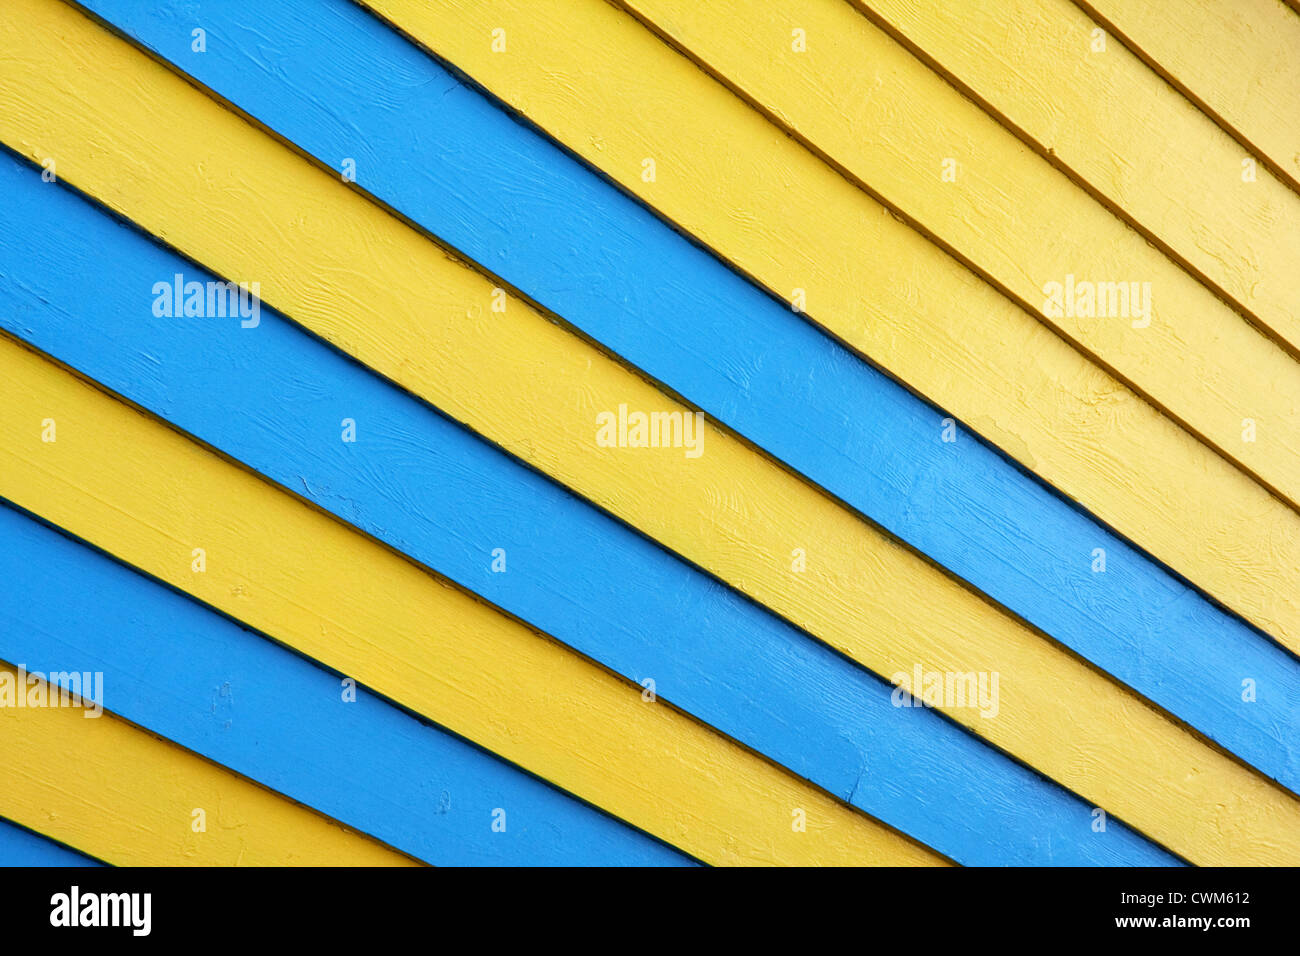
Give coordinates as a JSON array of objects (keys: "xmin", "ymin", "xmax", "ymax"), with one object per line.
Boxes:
[
  {"xmin": 0, "ymin": 149, "xmax": 1178, "ymax": 866},
  {"xmin": 0, "ymin": 817, "xmax": 103, "ymax": 867},
  {"xmin": 0, "ymin": 501, "xmax": 692, "ymax": 867},
  {"xmin": 72, "ymin": 0, "xmax": 1300, "ymax": 797}
]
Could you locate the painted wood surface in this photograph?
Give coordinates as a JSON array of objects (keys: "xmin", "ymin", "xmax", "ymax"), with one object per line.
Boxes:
[
  {"xmin": 621, "ymin": 0, "xmax": 1300, "ymax": 510},
  {"xmin": 860, "ymin": 0, "xmax": 1300, "ymax": 356},
  {"xmin": 1, "ymin": 0, "xmax": 1295, "ymax": 866},
  {"xmin": 0, "ymin": 658, "xmax": 417, "ymax": 867},
  {"xmin": 1077, "ymin": 0, "xmax": 1300, "ymax": 192},
  {"xmin": 0, "ymin": 501, "xmax": 690, "ymax": 867},
  {"xmin": 358, "ymin": 0, "xmax": 1300, "ymax": 652},
  {"xmin": 2, "ymin": 0, "xmax": 1295, "ymax": 866},
  {"xmin": 0, "ymin": 820, "xmax": 103, "ymax": 867},
  {"xmin": 0, "ymin": 335, "xmax": 939, "ymax": 867},
  {"xmin": 69, "ymin": 0, "xmax": 1300, "ymax": 802},
  {"xmin": 0, "ymin": 149, "xmax": 1180, "ymax": 866}
]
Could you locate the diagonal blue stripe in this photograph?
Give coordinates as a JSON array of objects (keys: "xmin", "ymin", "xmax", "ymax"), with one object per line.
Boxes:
[
  {"xmin": 0, "ymin": 501, "xmax": 694, "ymax": 867},
  {"xmin": 67, "ymin": 0, "xmax": 1300, "ymax": 796},
  {"xmin": 0, "ymin": 147, "xmax": 1179, "ymax": 865},
  {"xmin": 0, "ymin": 817, "xmax": 104, "ymax": 868}
]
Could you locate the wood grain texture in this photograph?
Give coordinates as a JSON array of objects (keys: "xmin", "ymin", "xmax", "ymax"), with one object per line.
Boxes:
[
  {"xmin": 355, "ymin": 0, "xmax": 1300, "ymax": 652},
  {"xmin": 858, "ymin": 0, "xmax": 1300, "ymax": 357},
  {"xmin": 1076, "ymin": 0, "xmax": 1300, "ymax": 192},
  {"xmin": 71, "ymin": 0, "xmax": 1300, "ymax": 801},
  {"xmin": 0, "ymin": 156, "xmax": 1180, "ymax": 866},
  {"xmin": 1, "ymin": 0, "xmax": 1294, "ymax": 865},
  {"xmin": 620, "ymin": 0, "xmax": 1300, "ymax": 513},
  {"xmin": 0, "ymin": 335, "xmax": 937, "ymax": 867},
  {"xmin": 0, "ymin": 501, "xmax": 691, "ymax": 867},
  {"xmin": 0, "ymin": 660, "xmax": 417, "ymax": 867}
]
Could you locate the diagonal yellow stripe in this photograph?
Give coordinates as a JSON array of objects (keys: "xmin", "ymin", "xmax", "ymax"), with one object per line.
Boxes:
[
  {"xmin": 0, "ymin": 336, "xmax": 939, "ymax": 867},
  {"xmin": 619, "ymin": 0, "xmax": 1300, "ymax": 512},
  {"xmin": 0, "ymin": 663, "xmax": 417, "ymax": 866},
  {"xmin": 1074, "ymin": 0, "xmax": 1300, "ymax": 193},
  {"xmin": 358, "ymin": 0, "xmax": 1300, "ymax": 652},
  {"xmin": 860, "ymin": 0, "xmax": 1300, "ymax": 352},
  {"xmin": 1, "ymin": 0, "xmax": 1295, "ymax": 865}
]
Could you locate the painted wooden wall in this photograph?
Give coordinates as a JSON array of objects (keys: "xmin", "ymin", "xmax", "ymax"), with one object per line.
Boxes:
[{"xmin": 0, "ymin": 0, "xmax": 1296, "ymax": 866}]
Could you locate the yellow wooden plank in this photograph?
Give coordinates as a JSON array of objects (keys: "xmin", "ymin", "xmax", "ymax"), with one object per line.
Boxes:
[
  {"xmin": 1077, "ymin": 0, "xmax": 1300, "ymax": 190},
  {"xmin": 1, "ymin": 0, "xmax": 1296, "ymax": 865},
  {"xmin": 0, "ymin": 336, "xmax": 938, "ymax": 868},
  {"xmin": 0, "ymin": 663, "xmax": 416, "ymax": 866},
  {"xmin": 858, "ymin": 0, "xmax": 1300, "ymax": 355},
  {"xmin": 354, "ymin": 0, "xmax": 1300, "ymax": 652},
  {"xmin": 619, "ymin": 0, "xmax": 1300, "ymax": 515}
]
